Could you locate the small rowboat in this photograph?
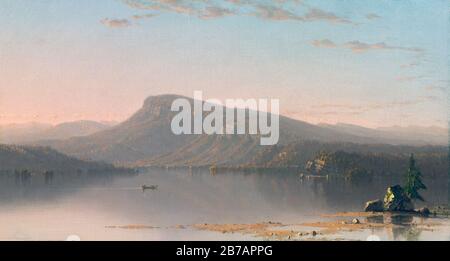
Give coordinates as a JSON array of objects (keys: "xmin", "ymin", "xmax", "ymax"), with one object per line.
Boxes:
[{"xmin": 142, "ymin": 185, "xmax": 158, "ymax": 191}]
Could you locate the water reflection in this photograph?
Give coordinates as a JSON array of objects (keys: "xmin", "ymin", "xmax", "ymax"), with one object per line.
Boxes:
[{"xmin": 0, "ymin": 168, "xmax": 448, "ymax": 240}]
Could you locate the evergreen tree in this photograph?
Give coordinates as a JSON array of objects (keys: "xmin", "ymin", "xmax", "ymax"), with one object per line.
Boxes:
[{"xmin": 404, "ymin": 154, "xmax": 426, "ymax": 201}]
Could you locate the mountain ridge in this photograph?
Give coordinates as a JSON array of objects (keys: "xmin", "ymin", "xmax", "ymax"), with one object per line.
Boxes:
[
  {"xmin": 0, "ymin": 144, "xmax": 116, "ymax": 173},
  {"xmin": 38, "ymin": 94, "xmax": 446, "ymax": 167},
  {"xmin": 0, "ymin": 120, "xmax": 114, "ymax": 144},
  {"xmin": 319, "ymin": 122, "xmax": 447, "ymax": 146}
]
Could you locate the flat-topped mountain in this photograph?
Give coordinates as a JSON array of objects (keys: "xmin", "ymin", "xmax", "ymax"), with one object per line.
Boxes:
[
  {"xmin": 39, "ymin": 94, "xmax": 446, "ymax": 167},
  {"xmin": 39, "ymin": 95, "xmax": 375, "ymax": 165}
]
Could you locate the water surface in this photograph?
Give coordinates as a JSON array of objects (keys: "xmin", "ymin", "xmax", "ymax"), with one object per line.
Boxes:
[{"xmin": 0, "ymin": 169, "xmax": 448, "ymax": 240}]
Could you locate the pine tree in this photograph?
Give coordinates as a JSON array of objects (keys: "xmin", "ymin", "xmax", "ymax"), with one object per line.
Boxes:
[{"xmin": 404, "ymin": 154, "xmax": 426, "ymax": 201}]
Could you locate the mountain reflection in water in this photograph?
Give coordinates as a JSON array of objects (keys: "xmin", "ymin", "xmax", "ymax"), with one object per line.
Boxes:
[{"xmin": 0, "ymin": 168, "xmax": 448, "ymax": 240}]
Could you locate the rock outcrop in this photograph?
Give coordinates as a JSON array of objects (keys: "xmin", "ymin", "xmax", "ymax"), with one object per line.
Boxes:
[
  {"xmin": 383, "ymin": 185, "xmax": 414, "ymax": 212},
  {"xmin": 364, "ymin": 199, "xmax": 384, "ymax": 212},
  {"xmin": 417, "ymin": 207, "xmax": 430, "ymax": 216}
]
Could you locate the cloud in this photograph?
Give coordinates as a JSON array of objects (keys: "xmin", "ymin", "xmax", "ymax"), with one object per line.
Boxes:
[
  {"xmin": 303, "ymin": 8, "xmax": 352, "ymax": 24},
  {"xmin": 249, "ymin": 5, "xmax": 353, "ymax": 24},
  {"xmin": 122, "ymin": 0, "xmax": 163, "ymax": 10},
  {"xmin": 311, "ymin": 39, "xmax": 337, "ymax": 48},
  {"xmin": 344, "ymin": 41, "xmax": 386, "ymax": 52},
  {"xmin": 227, "ymin": 0, "xmax": 303, "ymax": 6},
  {"xmin": 344, "ymin": 41, "xmax": 423, "ymax": 53},
  {"xmin": 225, "ymin": 0, "xmax": 251, "ymax": 5},
  {"xmin": 100, "ymin": 18, "xmax": 132, "ymax": 28},
  {"xmin": 365, "ymin": 13, "xmax": 381, "ymax": 20},
  {"xmin": 124, "ymin": 0, "xmax": 196, "ymax": 14},
  {"xmin": 400, "ymin": 61, "xmax": 420, "ymax": 68},
  {"xmin": 253, "ymin": 5, "xmax": 302, "ymax": 21},
  {"xmin": 395, "ymin": 75, "xmax": 423, "ymax": 82},
  {"xmin": 311, "ymin": 39, "xmax": 424, "ymax": 54},
  {"xmin": 132, "ymin": 13, "xmax": 159, "ymax": 20},
  {"xmin": 198, "ymin": 6, "xmax": 235, "ymax": 19},
  {"xmin": 314, "ymin": 96, "xmax": 438, "ymax": 115},
  {"xmin": 121, "ymin": 0, "xmax": 354, "ymax": 25}
]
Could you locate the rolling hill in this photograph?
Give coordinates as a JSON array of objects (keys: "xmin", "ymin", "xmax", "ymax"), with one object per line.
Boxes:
[{"xmin": 0, "ymin": 144, "xmax": 116, "ymax": 173}]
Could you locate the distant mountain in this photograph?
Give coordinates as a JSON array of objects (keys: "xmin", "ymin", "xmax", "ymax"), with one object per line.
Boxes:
[
  {"xmin": 0, "ymin": 122, "xmax": 52, "ymax": 143},
  {"xmin": 0, "ymin": 144, "xmax": 115, "ymax": 173},
  {"xmin": 319, "ymin": 123, "xmax": 447, "ymax": 146},
  {"xmin": 377, "ymin": 125, "xmax": 448, "ymax": 145},
  {"xmin": 0, "ymin": 120, "xmax": 114, "ymax": 144},
  {"xmin": 40, "ymin": 94, "xmax": 442, "ymax": 167},
  {"xmin": 37, "ymin": 120, "xmax": 115, "ymax": 141}
]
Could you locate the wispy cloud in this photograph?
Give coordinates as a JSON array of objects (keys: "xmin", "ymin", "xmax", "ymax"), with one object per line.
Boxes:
[
  {"xmin": 344, "ymin": 41, "xmax": 423, "ymax": 53},
  {"xmin": 365, "ymin": 13, "xmax": 381, "ymax": 20},
  {"xmin": 100, "ymin": 18, "xmax": 132, "ymax": 28},
  {"xmin": 311, "ymin": 39, "xmax": 424, "ymax": 54},
  {"xmin": 395, "ymin": 75, "xmax": 424, "ymax": 82},
  {"xmin": 198, "ymin": 6, "xmax": 235, "ymax": 19},
  {"xmin": 400, "ymin": 61, "xmax": 420, "ymax": 68},
  {"xmin": 252, "ymin": 5, "xmax": 302, "ymax": 21},
  {"xmin": 121, "ymin": 0, "xmax": 354, "ymax": 25},
  {"xmin": 314, "ymin": 96, "xmax": 438, "ymax": 115},
  {"xmin": 303, "ymin": 8, "xmax": 352, "ymax": 24},
  {"xmin": 132, "ymin": 13, "xmax": 159, "ymax": 20},
  {"xmin": 226, "ymin": 0, "xmax": 303, "ymax": 5},
  {"xmin": 311, "ymin": 39, "xmax": 337, "ymax": 48}
]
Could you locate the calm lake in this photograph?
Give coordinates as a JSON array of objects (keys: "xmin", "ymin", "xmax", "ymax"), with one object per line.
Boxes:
[{"xmin": 0, "ymin": 169, "xmax": 448, "ymax": 241}]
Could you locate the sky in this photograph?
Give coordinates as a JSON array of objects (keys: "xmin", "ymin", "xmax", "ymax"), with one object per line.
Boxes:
[{"xmin": 0, "ymin": 0, "xmax": 448, "ymax": 128}]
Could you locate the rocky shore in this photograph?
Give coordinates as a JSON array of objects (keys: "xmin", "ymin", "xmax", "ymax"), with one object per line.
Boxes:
[{"xmin": 364, "ymin": 185, "xmax": 448, "ymax": 217}]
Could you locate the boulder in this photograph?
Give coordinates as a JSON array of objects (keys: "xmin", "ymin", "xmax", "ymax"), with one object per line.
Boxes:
[
  {"xmin": 383, "ymin": 185, "xmax": 414, "ymax": 212},
  {"xmin": 417, "ymin": 207, "xmax": 430, "ymax": 216},
  {"xmin": 364, "ymin": 199, "xmax": 384, "ymax": 212},
  {"xmin": 352, "ymin": 218, "xmax": 360, "ymax": 224}
]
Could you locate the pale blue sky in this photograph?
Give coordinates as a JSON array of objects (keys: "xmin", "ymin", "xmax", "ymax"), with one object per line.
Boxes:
[{"xmin": 0, "ymin": 0, "xmax": 448, "ymax": 128}]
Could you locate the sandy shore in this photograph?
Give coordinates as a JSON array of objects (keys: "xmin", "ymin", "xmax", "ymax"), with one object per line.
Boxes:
[{"xmin": 104, "ymin": 211, "xmax": 447, "ymax": 241}]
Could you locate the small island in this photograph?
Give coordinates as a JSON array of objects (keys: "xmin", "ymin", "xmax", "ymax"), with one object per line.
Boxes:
[{"xmin": 364, "ymin": 154, "xmax": 436, "ymax": 216}]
